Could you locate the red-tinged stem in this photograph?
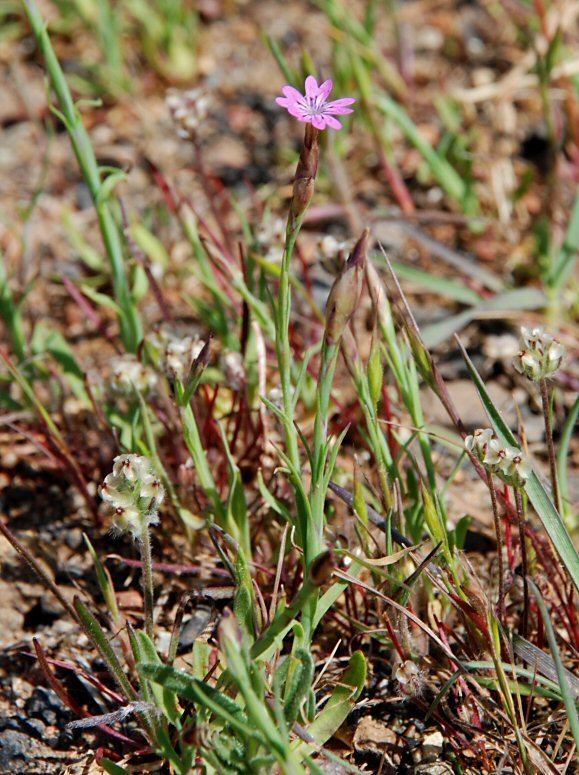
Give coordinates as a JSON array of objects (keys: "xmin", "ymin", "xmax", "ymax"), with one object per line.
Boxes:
[{"xmin": 514, "ymin": 488, "xmax": 529, "ymax": 639}]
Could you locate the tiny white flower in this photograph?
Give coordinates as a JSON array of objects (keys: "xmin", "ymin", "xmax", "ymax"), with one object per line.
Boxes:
[
  {"xmin": 521, "ymin": 351, "xmax": 541, "ymax": 381},
  {"xmin": 483, "ymin": 438, "xmax": 503, "ymax": 468}
]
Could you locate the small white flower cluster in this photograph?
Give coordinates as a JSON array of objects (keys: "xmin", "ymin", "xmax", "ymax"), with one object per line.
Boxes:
[
  {"xmin": 465, "ymin": 428, "xmax": 531, "ymax": 488},
  {"xmin": 512, "ymin": 326, "xmax": 565, "ymax": 382},
  {"xmin": 166, "ymin": 87, "xmax": 214, "ymax": 141},
  {"xmin": 100, "ymin": 454, "xmax": 165, "ymax": 536},
  {"xmin": 109, "ymin": 355, "xmax": 158, "ymax": 397},
  {"xmin": 147, "ymin": 328, "xmax": 204, "ymax": 383}
]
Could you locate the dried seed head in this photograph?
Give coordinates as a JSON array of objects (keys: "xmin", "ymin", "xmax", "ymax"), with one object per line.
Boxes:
[
  {"xmin": 166, "ymin": 87, "xmax": 215, "ymax": 142},
  {"xmin": 146, "ymin": 327, "xmax": 205, "ymax": 383},
  {"xmin": 109, "ymin": 355, "xmax": 158, "ymax": 397},
  {"xmin": 512, "ymin": 325, "xmax": 565, "ymax": 381},
  {"xmin": 99, "ymin": 454, "xmax": 165, "ymax": 537},
  {"xmin": 395, "ymin": 660, "xmax": 425, "ymax": 697}
]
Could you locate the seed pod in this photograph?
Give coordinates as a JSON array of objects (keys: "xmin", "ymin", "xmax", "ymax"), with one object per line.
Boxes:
[{"xmin": 324, "ymin": 228, "xmax": 368, "ymax": 345}]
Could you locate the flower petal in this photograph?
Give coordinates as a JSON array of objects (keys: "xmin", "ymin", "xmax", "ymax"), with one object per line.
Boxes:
[
  {"xmin": 311, "ymin": 114, "xmax": 327, "ymax": 130},
  {"xmin": 322, "ymin": 114, "xmax": 343, "ymax": 130},
  {"xmin": 325, "ymin": 98, "xmax": 356, "ymax": 115},
  {"xmin": 318, "ymin": 79, "xmax": 333, "ymax": 101},
  {"xmin": 281, "ymin": 85, "xmax": 305, "ymax": 103},
  {"xmin": 305, "ymin": 75, "xmax": 319, "ymax": 99}
]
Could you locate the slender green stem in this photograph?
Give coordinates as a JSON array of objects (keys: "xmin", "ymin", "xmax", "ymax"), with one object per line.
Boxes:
[
  {"xmin": 309, "ymin": 340, "xmax": 339, "ymax": 560},
  {"xmin": 540, "ymin": 377, "xmax": 561, "ymax": 514},
  {"xmin": 276, "ymin": 218, "xmax": 304, "ymax": 477},
  {"xmin": 488, "ymin": 474, "xmax": 505, "ymax": 622},
  {"xmin": 179, "ymin": 401, "xmax": 225, "ymax": 522},
  {"xmin": 514, "ymin": 488, "xmax": 529, "ymax": 639},
  {"xmin": 138, "ymin": 524, "xmax": 155, "ymax": 640}
]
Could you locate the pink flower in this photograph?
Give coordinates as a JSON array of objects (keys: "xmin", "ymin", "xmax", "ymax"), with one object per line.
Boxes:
[{"xmin": 276, "ymin": 75, "xmax": 355, "ymax": 131}]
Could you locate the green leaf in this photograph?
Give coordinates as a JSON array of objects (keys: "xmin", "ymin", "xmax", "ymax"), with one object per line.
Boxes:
[
  {"xmin": 303, "ymin": 651, "xmax": 366, "ymax": 746},
  {"xmin": 83, "ymin": 534, "xmax": 120, "ymax": 626},
  {"xmin": 100, "ymin": 759, "xmax": 129, "ymax": 775},
  {"xmin": 374, "ymin": 94, "xmax": 468, "ymax": 207},
  {"xmin": 135, "ymin": 631, "xmax": 180, "ymax": 725},
  {"xmin": 549, "ymin": 193, "xmax": 579, "ymax": 288},
  {"xmin": 79, "ymin": 284, "xmax": 122, "ymax": 313},
  {"xmin": 73, "ymin": 597, "xmax": 136, "ymax": 701},
  {"xmin": 131, "ymin": 223, "xmax": 170, "ymax": 269},
  {"xmin": 388, "ymin": 260, "xmax": 483, "ymax": 305},
  {"xmin": 30, "ymin": 324, "xmax": 89, "ymax": 403},
  {"xmin": 459, "ymin": 342, "xmax": 579, "ymax": 592},
  {"xmin": 557, "ymin": 395, "xmax": 579, "ymax": 525},
  {"xmin": 96, "ymin": 169, "xmax": 128, "ymax": 205},
  {"xmin": 140, "ymin": 664, "xmax": 255, "ymax": 738},
  {"xmin": 421, "ymin": 287, "xmax": 547, "ymax": 348},
  {"xmin": 529, "ymin": 580, "xmax": 579, "ymax": 750},
  {"xmin": 281, "ymin": 648, "xmax": 314, "ymax": 726}
]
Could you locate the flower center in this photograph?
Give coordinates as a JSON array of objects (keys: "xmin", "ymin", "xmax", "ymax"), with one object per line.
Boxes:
[{"xmin": 301, "ymin": 94, "xmax": 325, "ymax": 117}]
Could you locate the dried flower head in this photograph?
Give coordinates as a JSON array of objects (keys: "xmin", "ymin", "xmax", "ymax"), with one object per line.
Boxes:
[
  {"xmin": 513, "ymin": 325, "xmax": 565, "ymax": 382},
  {"xmin": 109, "ymin": 355, "xmax": 158, "ymax": 397},
  {"xmin": 395, "ymin": 660, "xmax": 426, "ymax": 697},
  {"xmin": 100, "ymin": 454, "xmax": 164, "ymax": 536},
  {"xmin": 166, "ymin": 87, "xmax": 215, "ymax": 141},
  {"xmin": 276, "ymin": 76, "xmax": 355, "ymax": 131},
  {"xmin": 146, "ymin": 327, "xmax": 205, "ymax": 383}
]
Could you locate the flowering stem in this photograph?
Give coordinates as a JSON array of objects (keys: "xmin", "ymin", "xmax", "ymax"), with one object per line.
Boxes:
[
  {"xmin": 309, "ymin": 339, "xmax": 340, "ymax": 554},
  {"xmin": 488, "ymin": 474, "xmax": 506, "ymax": 622},
  {"xmin": 540, "ymin": 377, "xmax": 561, "ymax": 514},
  {"xmin": 138, "ymin": 524, "xmax": 155, "ymax": 640},
  {"xmin": 277, "ymin": 216, "xmax": 303, "ymax": 476},
  {"xmin": 514, "ymin": 488, "xmax": 529, "ymax": 639}
]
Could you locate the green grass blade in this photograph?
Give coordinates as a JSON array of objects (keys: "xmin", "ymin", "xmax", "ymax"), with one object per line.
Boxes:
[
  {"xmin": 556, "ymin": 395, "xmax": 579, "ymax": 523},
  {"xmin": 374, "ymin": 94, "xmax": 468, "ymax": 207},
  {"xmin": 73, "ymin": 597, "xmax": 137, "ymax": 702},
  {"xmin": 549, "ymin": 192, "xmax": 579, "ymax": 289},
  {"xmin": 528, "ymin": 580, "xmax": 579, "ymax": 750}
]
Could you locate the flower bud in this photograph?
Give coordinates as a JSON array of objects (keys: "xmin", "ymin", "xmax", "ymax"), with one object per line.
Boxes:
[
  {"xmin": 324, "ymin": 229, "xmax": 368, "ymax": 345},
  {"xmin": 290, "ymin": 124, "xmax": 320, "ymax": 219}
]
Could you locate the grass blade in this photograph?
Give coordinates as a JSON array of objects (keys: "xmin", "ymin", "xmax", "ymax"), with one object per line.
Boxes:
[{"xmin": 528, "ymin": 579, "xmax": 579, "ymax": 751}]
